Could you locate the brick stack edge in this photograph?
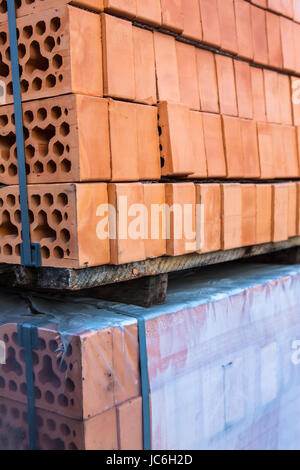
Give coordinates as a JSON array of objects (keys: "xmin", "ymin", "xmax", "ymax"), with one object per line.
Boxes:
[{"xmin": 0, "ymin": 0, "xmax": 299, "ymax": 268}]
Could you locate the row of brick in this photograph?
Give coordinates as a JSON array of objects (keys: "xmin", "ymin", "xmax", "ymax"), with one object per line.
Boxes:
[
  {"xmin": 3, "ymin": 0, "xmax": 300, "ymax": 73},
  {"xmin": 1, "ymin": 94, "xmax": 300, "ymax": 185},
  {"xmin": 1, "ymin": 5, "xmax": 300, "ymax": 110},
  {"xmin": 0, "ymin": 181, "xmax": 297, "ymax": 268}
]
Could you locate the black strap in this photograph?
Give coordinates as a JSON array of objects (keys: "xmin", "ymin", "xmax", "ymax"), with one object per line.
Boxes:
[{"xmin": 7, "ymin": 1, "xmax": 41, "ymax": 267}]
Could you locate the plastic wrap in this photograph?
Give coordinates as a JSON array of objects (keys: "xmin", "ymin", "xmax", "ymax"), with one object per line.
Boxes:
[{"xmin": 0, "ymin": 263, "xmax": 300, "ymax": 449}]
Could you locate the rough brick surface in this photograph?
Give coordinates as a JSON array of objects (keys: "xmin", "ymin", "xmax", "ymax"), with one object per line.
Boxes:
[
  {"xmin": 0, "ymin": 6, "xmax": 103, "ymax": 105},
  {"xmin": 0, "ymin": 183, "xmax": 110, "ymax": 268}
]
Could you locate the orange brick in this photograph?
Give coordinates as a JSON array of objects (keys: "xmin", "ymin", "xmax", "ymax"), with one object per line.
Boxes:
[
  {"xmin": 288, "ymin": 183, "xmax": 297, "ymax": 238},
  {"xmin": 280, "ymin": 17, "xmax": 296, "ymax": 72},
  {"xmin": 222, "ymin": 116, "xmax": 244, "ymax": 178},
  {"xmin": 240, "ymin": 119, "xmax": 261, "ymax": 178},
  {"xmin": 199, "ymin": 0, "xmax": 221, "ymax": 47},
  {"xmin": 294, "ymin": 0, "xmax": 300, "ymax": 22},
  {"xmin": 196, "ymin": 49, "xmax": 219, "ymax": 113},
  {"xmin": 133, "ymin": 27, "xmax": 157, "ymax": 105},
  {"xmin": 217, "ymin": 0, "xmax": 238, "ymax": 53},
  {"xmin": 266, "ymin": 11, "xmax": 283, "ymax": 69},
  {"xmin": 222, "ymin": 184, "xmax": 242, "ymax": 250},
  {"xmin": 196, "ymin": 184, "xmax": 221, "ymax": 253},
  {"xmin": 118, "ymin": 397, "xmax": 143, "ymax": 450},
  {"xmin": 272, "ymin": 184, "xmax": 289, "ymax": 242},
  {"xmin": 293, "ymin": 22, "xmax": 300, "ymax": 74},
  {"xmin": 251, "ymin": 5, "xmax": 269, "ymax": 65},
  {"xmin": 158, "ymin": 102, "xmax": 195, "ymax": 177},
  {"xmin": 104, "ymin": 0, "xmax": 136, "ymax": 17},
  {"xmin": 234, "ymin": 60, "xmax": 253, "ymax": 119},
  {"xmin": 102, "ymin": 14, "xmax": 135, "ymax": 101},
  {"xmin": 234, "ymin": 0, "xmax": 253, "ymax": 60},
  {"xmin": 252, "ymin": 0, "xmax": 267, "ymax": 6},
  {"xmin": 136, "ymin": 0, "xmax": 161, "ymax": 26},
  {"xmin": 143, "ymin": 184, "xmax": 166, "ymax": 259},
  {"xmin": 241, "ymin": 184, "xmax": 256, "ymax": 246},
  {"xmin": 281, "ymin": 125, "xmax": 299, "ymax": 177},
  {"xmin": 215, "ymin": 55, "xmax": 238, "ymax": 116},
  {"xmin": 297, "ymin": 183, "xmax": 300, "ymax": 235},
  {"xmin": 161, "ymin": 0, "xmax": 184, "ymax": 32},
  {"xmin": 176, "ymin": 43, "xmax": 200, "ymax": 110},
  {"xmin": 251, "ymin": 67, "xmax": 267, "ymax": 122},
  {"xmin": 189, "ymin": 111, "xmax": 208, "ymax": 178},
  {"xmin": 257, "ymin": 122, "xmax": 275, "ymax": 179},
  {"xmin": 264, "ymin": 70, "xmax": 280, "ymax": 124},
  {"xmin": 108, "ymin": 183, "xmax": 146, "ymax": 264},
  {"xmin": 154, "ymin": 32, "xmax": 180, "ymax": 103},
  {"xmin": 109, "ymin": 100, "xmax": 139, "ymax": 181},
  {"xmin": 292, "ymin": 76, "xmax": 300, "ymax": 125},
  {"xmin": 182, "ymin": 0, "xmax": 202, "ymax": 41},
  {"xmin": 165, "ymin": 183, "xmax": 196, "ymax": 256},
  {"xmin": 268, "ymin": 0, "xmax": 293, "ymax": 18},
  {"xmin": 271, "ymin": 124, "xmax": 286, "ymax": 178},
  {"xmin": 256, "ymin": 184, "xmax": 272, "ymax": 244},
  {"xmin": 136, "ymin": 104, "xmax": 161, "ymax": 180},
  {"xmin": 278, "ymin": 74, "xmax": 293, "ymax": 125},
  {"xmin": 202, "ymin": 113, "xmax": 227, "ymax": 177}
]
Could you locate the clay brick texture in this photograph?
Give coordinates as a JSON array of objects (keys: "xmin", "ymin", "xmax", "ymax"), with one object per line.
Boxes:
[
  {"xmin": 0, "ymin": 183, "xmax": 110, "ymax": 268},
  {"xmin": 0, "ymin": 6, "xmax": 103, "ymax": 105}
]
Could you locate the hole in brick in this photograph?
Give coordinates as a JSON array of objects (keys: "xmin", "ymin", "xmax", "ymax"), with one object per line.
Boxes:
[
  {"xmin": 64, "ymin": 213, "xmax": 68, "ymax": 221},
  {"xmin": 50, "ymin": 17, "xmax": 61, "ymax": 32},
  {"xmin": 46, "ymin": 160, "xmax": 56, "ymax": 173},
  {"xmin": 43, "ymin": 194, "xmax": 53, "ymax": 206},
  {"xmin": 54, "ymin": 246, "xmax": 63, "ymax": 259},
  {"xmin": 0, "ymin": 404, "xmax": 7, "ymax": 416},
  {"xmin": 51, "ymin": 210, "xmax": 62, "ymax": 225},
  {"xmin": 15, "ymin": 244, "xmax": 20, "ymax": 256},
  {"xmin": 158, "ymin": 125, "xmax": 162, "ymax": 136},
  {"xmin": 18, "ymin": 44, "xmax": 26, "ymax": 59},
  {"xmin": 57, "ymin": 37, "xmax": 61, "ymax": 45},
  {"xmin": 41, "ymin": 434, "xmax": 65, "ymax": 451},
  {"xmin": 23, "ymin": 26, "xmax": 33, "ymax": 39},
  {"xmin": 33, "ymin": 161, "xmax": 43, "ymax": 174},
  {"xmin": 25, "ymin": 41, "xmax": 49, "ymax": 73},
  {"xmin": 0, "ymin": 211, "xmax": 18, "ymax": 237},
  {"xmin": 0, "ymin": 32, "xmax": 7, "ymax": 45},
  {"xmin": 58, "ymin": 74, "xmax": 63, "ymax": 82},
  {"xmin": 46, "ymin": 419, "xmax": 56, "ymax": 432},
  {"xmin": 38, "ymin": 355, "xmax": 61, "ymax": 389},
  {"xmin": 32, "ymin": 211, "xmax": 56, "ymax": 242},
  {"xmin": 60, "ymin": 123, "xmax": 70, "ymax": 136},
  {"xmin": 11, "ymin": 408, "xmax": 19, "ymax": 420},
  {"xmin": 0, "ymin": 199, "xmax": 3, "ymax": 207},
  {"xmin": 61, "ymin": 159, "xmax": 71, "ymax": 173},
  {"xmin": 66, "ymin": 378, "xmax": 75, "ymax": 393},
  {"xmin": 5, "ymin": 47, "xmax": 10, "ymax": 61},
  {"xmin": 25, "ymin": 145, "xmax": 35, "ymax": 159},
  {"xmin": 0, "ymin": 133, "xmax": 16, "ymax": 161},
  {"xmin": 160, "ymin": 157, "xmax": 165, "ymax": 168},
  {"xmin": 58, "ymin": 394, "xmax": 68, "ymax": 408},
  {"xmin": 0, "ymin": 165, "xmax": 4, "ymax": 174},
  {"xmin": 37, "ymin": 108, "xmax": 47, "ymax": 121},
  {"xmin": 60, "ymin": 229, "xmax": 70, "ymax": 243},
  {"xmin": 0, "ymin": 116, "xmax": 8, "ymax": 127},
  {"xmin": 3, "ymin": 334, "xmax": 8, "ymax": 343},
  {"xmin": 0, "ymin": 377, "xmax": 5, "ymax": 388},
  {"xmin": 36, "ymin": 415, "xmax": 43, "ymax": 429},
  {"xmin": 21, "ymin": 80, "xmax": 29, "ymax": 93},
  {"xmin": 44, "ymin": 36, "xmax": 55, "ymax": 52},
  {"xmin": 31, "ymin": 195, "xmax": 41, "ymax": 207},
  {"xmin": 64, "ymin": 109, "xmax": 68, "ymax": 116},
  {"xmin": 32, "ymin": 77, "xmax": 42, "ymax": 91},
  {"xmin": 0, "ymin": 55, "xmax": 9, "ymax": 78},
  {"xmin": 51, "ymin": 106, "xmax": 62, "ymax": 119},
  {"xmin": 36, "ymin": 21, "xmax": 46, "ymax": 36},
  {"xmin": 45, "ymin": 391, "xmax": 54, "ymax": 404},
  {"xmin": 2, "ymin": 347, "xmax": 22, "ymax": 376},
  {"xmin": 66, "ymin": 145, "xmax": 70, "ymax": 153},
  {"xmin": 8, "ymin": 380, "xmax": 17, "ymax": 392},
  {"xmin": 60, "ymin": 424, "xmax": 70, "ymax": 436},
  {"xmin": 53, "ymin": 54, "xmax": 62, "ymax": 69},
  {"xmin": 41, "ymin": 246, "xmax": 50, "ymax": 259},
  {"xmin": 24, "ymin": 110, "xmax": 34, "ymax": 124},
  {"xmin": 46, "ymin": 74, "xmax": 56, "ymax": 88},
  {"xmin": 6, "ymin": 195, "xmax": 15, "ymax": 207},
  {"xmin": 14, "ymin": 210, "xmax": 21, "ymax": 223},
  {"xmin": 3, "ymin": 244, "xmax": 12, "ymax": 255},
  {"xmin": 38, "ymin": 338, "xmax": 46, "ymax": 350},
  {"xmin": 7, "ymin": 82, "xmax": 13, "ymax": 95},
  {"xmin": 57, "ymin": 359, "xmax": 67, "ymax": 373},
  {"xmin": 29, "ymin": 210, "xmax": 34, "ymax": 224},
  {"xmin": 32, "ymin": 125, "xmax": 55, "ymax": 156},
  {"xmin": 49, "ymin": 340, "xmax": 58, "ymax": 352},
  {"xmin": 34, "ymin": 387, "xmax": 41, "ymax": 400}
]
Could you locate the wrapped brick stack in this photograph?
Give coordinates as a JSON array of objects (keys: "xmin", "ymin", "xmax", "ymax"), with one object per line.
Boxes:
[{"xmin": 0, "ymin": 0, "xmax": 300, "ymax": 267}]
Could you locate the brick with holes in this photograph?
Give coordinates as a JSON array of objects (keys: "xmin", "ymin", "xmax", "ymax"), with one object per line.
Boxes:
[
  {"xmin": 0, "ymin": 6, "xmax": 103, "ymax": 105},
  {"xmin": 0, "ymin": 183, "xmax": 110, "ymax": 268},
  {"xmin": 0, "ymin": 94, "xmax": 111, "ymax": 184}
]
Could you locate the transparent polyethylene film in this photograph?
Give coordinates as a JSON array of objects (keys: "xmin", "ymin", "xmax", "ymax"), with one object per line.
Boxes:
[{"xmin": 0, "ymin": 263, "xmax": 300, "ymax": 449}]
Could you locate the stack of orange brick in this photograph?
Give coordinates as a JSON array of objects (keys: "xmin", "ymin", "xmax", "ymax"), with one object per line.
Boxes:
[{"xmin": 0, "ymin": 1, "xmax": 299, "ymax": 268}]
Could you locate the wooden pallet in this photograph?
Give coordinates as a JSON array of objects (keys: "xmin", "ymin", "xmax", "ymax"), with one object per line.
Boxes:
[{"xmin": 0, "ymin": 237, "xmax": 300, "ymax": 307}]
